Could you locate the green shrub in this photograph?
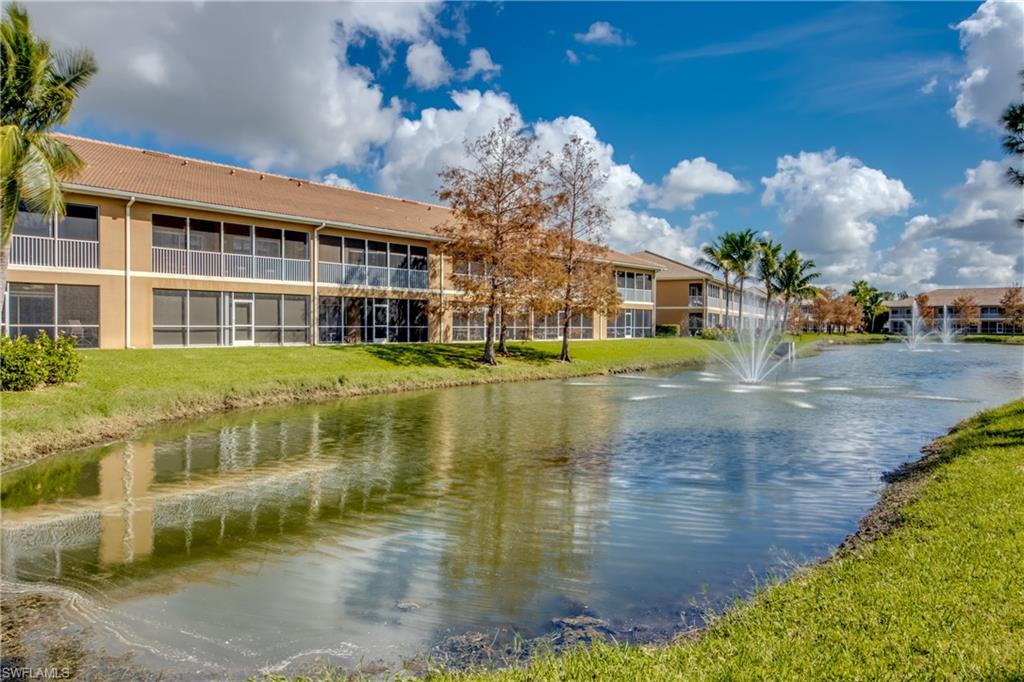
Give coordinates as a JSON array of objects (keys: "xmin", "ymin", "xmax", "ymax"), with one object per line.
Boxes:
[
  {"xmin": 655, "ymin": 324, "xmax": 680, "ymax": 337},
  {"xmin": 1, "ymin": 335, "xmax": 46, "ymax": 391},
  {"xmin": 700, "ymin": 327, "xmax": 737, "ymax": 341},
  {"xmin": 36, "ymin": 332, "xmax": 81, "ymax": 385},
  {"xmin": 1, "ymin": 332, "xmax": 81, "ymax": 391}
]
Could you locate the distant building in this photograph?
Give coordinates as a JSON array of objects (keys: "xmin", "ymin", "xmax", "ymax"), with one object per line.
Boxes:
[
  {"xmin": 633, "ymin": 250, "xmax": 781, "ymax": 335},
  {"xmin": 884, "ymin": 287, "xmax": 1019, "ymax": 335}
]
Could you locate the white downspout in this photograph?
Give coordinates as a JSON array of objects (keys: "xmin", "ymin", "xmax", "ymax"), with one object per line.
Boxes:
[
  {"xmin": 125, "ymin": 196, "xmax": 136, "ymax": 348},
  {"xmin": 312, "ymin": 223, "xmax": 325, "ymax": 345},
  {"xmin": 438, "ymin": 252, "xmax": 445, "ymax": 343}
]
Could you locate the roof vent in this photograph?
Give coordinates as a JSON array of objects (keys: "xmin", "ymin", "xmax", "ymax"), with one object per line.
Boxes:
[
  {"xmin": 229, "ymin": 169, "xmax": 236, "ymax": 175},
  {"xmin": 181, "ymin": 160, "xmax": 188, "ymax": 166},
  {"xmin": 260, "ymin": 174, "xmax": 265, "ymax": 180}
]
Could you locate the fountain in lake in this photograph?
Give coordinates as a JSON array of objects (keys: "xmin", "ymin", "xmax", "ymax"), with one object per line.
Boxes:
[
  {"xmin": 937, "ymin": 305, "xmax": 960, "ymax": 345},
  {"xmin": 900, "ymin": 300, "xmax": 934, "ymax": 351},
  {"xmin": 707, "ymin": 313, "xmax": 791, "ymax": 384}
]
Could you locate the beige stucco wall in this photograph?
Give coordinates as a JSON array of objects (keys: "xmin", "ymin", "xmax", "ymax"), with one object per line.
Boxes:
[{"xmin": 12, "ymin": 191, "xmax": 659, "ymax": 348}]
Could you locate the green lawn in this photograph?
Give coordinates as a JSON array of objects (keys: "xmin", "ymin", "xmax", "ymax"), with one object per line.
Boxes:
[
  {"xmin": 1, "ymin": 338, "xmax": 717, "ymax": 467},
  {"xmin": 417, "ymin": 398, "xmax": 1024, "ymax": 681},
  {"xmin": 790, "ymin": 332, "xmax": 891, "ymax": 346},
  {"xmin": 962, "ymin": 334, "xmax": 1024, "ymax": 345}
]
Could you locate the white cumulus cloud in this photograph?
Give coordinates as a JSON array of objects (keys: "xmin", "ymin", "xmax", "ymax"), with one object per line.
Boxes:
[
  {"xmin": 406, "ymin": 40, "xmax": 454, "ymax": 90},
  {"xmin": 952, "ymin": 0, "xmax": 1024, "ymax": 129},
  {"xmin": 574, "ymin": 21, "xmax": 632, "ymax": 46},
  {"xmin": 376, "ymin": 90, "xmax": 522, "ymax": 200},
  {"xmin": 30, "ymin": 2, "xmax": 447, "ymax": 174},
  {"xmin": 883, "ymin": 159, "xmax": 1023, "ymax": 289},
  {"xmin": 460, "ymin": 47, "xmax": 501, "ymax": 82},
  {"xmin": 652, "ymin": 157, "xmax": 747, "ymax": 210},
  {"xmin": 761, "ymin": 149, "xmax": 914, "ymax": 282}
]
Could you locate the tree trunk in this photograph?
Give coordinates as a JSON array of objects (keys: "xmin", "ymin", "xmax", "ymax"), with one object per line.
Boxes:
[
  {"xmin": 497, "ymin": 306, "xmax": 509, "ymax": 356},
  {"xmin": 723, "ymin": 275, "xmax": 731, "ymax": 329},
  {"xmin": 738, "ymin": 281, "xmax": 745, "ymax": 333},
  {"xmin": 781, "ymin": 295, "xmax": 791, "ymax": 334},
  {"xmin": 0, "ymin": 241, "xmax": 8, "ymax": 330},
  {"xmin": 560, "ymin": 305, "xmax": 572, "ymax": 362},
  {"xmin": 482, "ymin": 303, "xmax": 497, "ymax": 365}
]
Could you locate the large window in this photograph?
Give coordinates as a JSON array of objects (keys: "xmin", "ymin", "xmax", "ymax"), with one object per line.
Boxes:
[
  {"xmin": 12, "ymin": 202, "xmax": 52, "ymax": 238},
  {"xmin": 6, "ymin": 283, "xmax": 100, "ymax": 347},
  {"xmin": 608, "ymin": 308, "xmax": 653, "ymax": 338},
  {"xmin": 535, "ymin": 312, "xmax": 593, "ymax": 340},
  {"xmin": 57, "ymin": 204, "xmax": 99, "ymax": 241},
  {"xmin": 14, "ymin": 202, "xmax": 100, "ymax": 240},
  {"xmin": 152, "ymin": 214, "xmax": 187, "ymax": 249},
  {"xmin": 189, "ymin": 219, "xmax": 220, "ymax": 252},
  {"xmin": 452, "ymin": 309, "xmax": 488, "ymax": 341},
  {"xmin": 153, "ymin": 290, "xmax": 309, "ymax": 346},
  {"xmin": 318, "ymin": 296, "xmax": 428, "ymax": 343}
]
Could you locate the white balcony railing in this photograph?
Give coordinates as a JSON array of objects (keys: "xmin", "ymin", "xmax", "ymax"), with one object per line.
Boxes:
[
  {"xmin": 688, "ymin": 296, "xmax": 704, "ymax": 307},
  {"xmin": 618, "ymin": 287, "xmax": 653, "ymax": 303},
  {"xmin": 152, "ymin": 247, "xmax": 310, "ymax": 282},
  {"xmin": 11, "ymin": 235, "xmax": 99, "ymax": 269},
  {"xmin": 318, "ymin": 262, "xmax": 429, "ymax": 290}
]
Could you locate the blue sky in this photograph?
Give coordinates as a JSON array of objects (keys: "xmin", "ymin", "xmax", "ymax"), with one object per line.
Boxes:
[{"xmin": 33, "ymin": 1, "xmax": 1023, "ymax": 291}]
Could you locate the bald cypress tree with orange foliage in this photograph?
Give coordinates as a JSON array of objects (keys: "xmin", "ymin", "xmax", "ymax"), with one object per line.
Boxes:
[
  {"xmin": 436, "ymin": 116, "xmax": 549, "ymax": 365},
  {"xmin": 539, "ymin": 135, "xmax": 620, "ymax": 362}
]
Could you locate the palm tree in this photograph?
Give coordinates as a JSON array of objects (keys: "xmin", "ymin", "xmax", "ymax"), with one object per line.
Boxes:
[
  {"xmin": 724, "ymin": 229, "xmax": 760, "ymax": 331},
  {"xmin": 756, "ymin": 238, "xmax": 781, "ymax": 320},
  {"xmin": 1, "ymin": 3, "xmax": 97, "ymax": 304},
  {"xmin": 1001, "ymin": 70, "xmax": 1024, "ymax": 225},
  {"xmin": 698, "ymin": 235, "xmax": 733, "ymax": 328},
  {"xmin": 774, "ymin": 249, "xmax": 820, "ymax": 333},
  {"xmin": 849, "ymin": 279, "xmax": 874, "ymax": 329}
]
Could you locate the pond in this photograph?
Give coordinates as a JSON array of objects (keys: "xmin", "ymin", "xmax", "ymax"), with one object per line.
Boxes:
[{"xmin": 2, "ymin": 343, "xmax": 1021, "ymax": 677}]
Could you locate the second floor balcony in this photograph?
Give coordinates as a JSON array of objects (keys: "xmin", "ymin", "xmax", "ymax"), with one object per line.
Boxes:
[
  {"xmin": 152, "ymin": 246, "xmax": 310, "ymax": 282},
  {"xmin": 688, "ymin": 295, "xmax": 704, "ymax": 307},
  {"xmin": 618, "ymin": 287, "xmax": 653, "ymax": 303},
  {"xmin": 11, "ymin": 234, "xmax": 99, "ymax": 269},
  {"xmin": 318, "ymin": 262, "xmax": 429, "ymax": 290}
]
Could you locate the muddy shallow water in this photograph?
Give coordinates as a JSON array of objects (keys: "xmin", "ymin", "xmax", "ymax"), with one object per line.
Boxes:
[{"xmin": 2, "ymin": 343, "xmax": 1021, "ymax": 678}]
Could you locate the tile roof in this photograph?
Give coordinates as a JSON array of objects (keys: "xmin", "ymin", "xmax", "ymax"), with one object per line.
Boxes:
[
  {"xmin": 885, "ymin": 287, "xmax": 1014, "ymax": 308},
  {"xmin": 632, "ymin": 250, "xmax": 715, "ymax": 280},
  {"xmin": 59, "ymin": 134, "xmax": 656, "ymax": 270}
]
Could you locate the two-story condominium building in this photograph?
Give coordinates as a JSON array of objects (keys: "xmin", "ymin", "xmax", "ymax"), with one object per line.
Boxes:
[
  {"xmin": 632, "ymin": 250, "xmax": 781, "ymax": 335},
  {"xmin": 3, "ymin": 135, "xmax": 658, "ymax": 349},
  {"xmin": 884, "ymin": 287, "xmax": 1020, "ymax": 335}
]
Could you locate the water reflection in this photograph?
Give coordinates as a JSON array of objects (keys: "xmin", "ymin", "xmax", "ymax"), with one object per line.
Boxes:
[{"xmin": 1, "ymin": 343, "xmax": 1021, "ymax": 677}]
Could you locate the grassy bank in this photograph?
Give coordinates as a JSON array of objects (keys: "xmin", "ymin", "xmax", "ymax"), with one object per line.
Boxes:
[
  {"xmin": 421, "ymin": 398, "xmax": 1024, "ymax": 681},
  {"xmin": 790, "ymin": 332, "xmax": 891, "ymax": 345},
  {"xmin": 1, "ymin": 338, "xmax": 717, "ymax": 468},
  {"xmin": 962, "ymin": 334, "xmax": 1024, "ymax": 345}
]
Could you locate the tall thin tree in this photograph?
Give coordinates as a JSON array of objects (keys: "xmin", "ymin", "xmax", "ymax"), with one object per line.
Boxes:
[
  {"xmin": 756, "ymin": 238, "xmax": 782, "ymax": 319},
  {"xmin": 774, "ymin": 249, "xmax": 820, "ymax": 333},
  {"xmin": 542, "ymin": 135, "xmax": 619, "ymax": 362},
  {"xmin": 1, "ymin": 3, "xmax": 97, "ymax": 310},
  {"xmin": 437, "ymin": 116, "xmax": 548, "ymax": 365},
  {"xmin": 724, "ymin": 229, "xmax": 760, "ymax": 330},
  {"xmin": 698, "ymin": 236, "xmax": 733, "ymax": 329},
  {"xmin": 1001, "ymin": 70, "xmax": 1024, "ymax": 225}
]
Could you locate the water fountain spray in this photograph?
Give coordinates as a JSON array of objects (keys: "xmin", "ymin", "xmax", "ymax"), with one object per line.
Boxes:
[
  {"xmin": 707, "ymin": 312, "xmax": 792, "ymax": 384},
  {"xmin": 900, "ymin": 299, "xmax": 934, "ymax": 351}
]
